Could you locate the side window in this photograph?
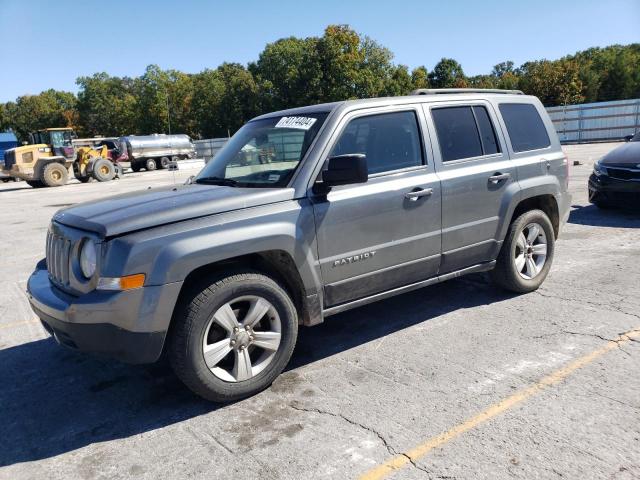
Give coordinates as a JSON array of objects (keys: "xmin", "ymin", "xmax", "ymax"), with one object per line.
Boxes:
[
  {"xmin": 432, "ymin": 107, "xmax": 483, "ymax": 161},
  {"xmin": 472, "ymin": 106, "xmax": 500, "ymax": 155},
  {"xmin": 499, "ymin": 103, "xmax": 551, "ymax": 152},
  {"xmin": 330, "ymin": 111, "xmax": 423, "ymax": 175}
]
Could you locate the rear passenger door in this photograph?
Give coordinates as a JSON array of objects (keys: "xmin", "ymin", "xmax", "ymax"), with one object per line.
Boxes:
[
  {"xmin": 312, "ymin": 107, "xmax": 442, "ymax": 307},
  {"xmin": 426, "ymin": 102, "xmax": 517, "ymax": 273}
]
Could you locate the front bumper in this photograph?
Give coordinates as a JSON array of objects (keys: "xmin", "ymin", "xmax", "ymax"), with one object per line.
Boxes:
[
  {"xmin": 588, "ymin": 174, "xmax": 640, "ymax": 205},
  {"xmin": 27, "ymin": 261, "xmax": 183, "ymax": 364}
]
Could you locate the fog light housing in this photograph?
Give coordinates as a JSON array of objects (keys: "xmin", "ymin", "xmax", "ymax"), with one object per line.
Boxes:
[{"xmin": 97, "ymin": 273, "xmax": 145, "ymax": 291}]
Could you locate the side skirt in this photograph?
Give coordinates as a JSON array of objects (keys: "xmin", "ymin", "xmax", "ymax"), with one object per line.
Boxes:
[{"xmin": 322, "ymin": 261, "xmax": 496, "ymax": 318}]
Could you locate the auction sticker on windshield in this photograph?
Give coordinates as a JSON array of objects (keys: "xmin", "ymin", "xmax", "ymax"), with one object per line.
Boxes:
[{"xmin": 274, "ymin": 116, "xmax": 317, "ymax": 130}]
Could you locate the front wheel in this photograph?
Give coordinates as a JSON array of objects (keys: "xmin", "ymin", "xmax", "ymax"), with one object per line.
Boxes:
[
  {"xmin": 92, "ymin": 158, "xmax": 115, "ymax": 182},
  {"xmin": 490, "ymin": 209, "xmax": 555, "ymax": 293},
  {"xmin": 168, "ymin": 271, "xmax": 298, "ymax": 402}
]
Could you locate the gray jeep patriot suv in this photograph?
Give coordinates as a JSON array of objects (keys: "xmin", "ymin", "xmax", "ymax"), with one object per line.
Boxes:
[{"xmin": 28, "ymin": 89, "xmax": 571, "ymax": 402}]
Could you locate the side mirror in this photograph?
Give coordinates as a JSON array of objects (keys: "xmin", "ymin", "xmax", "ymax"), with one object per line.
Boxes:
[{"xmin": 322, "ymin": 154, "xmax": 368, "ymax": 187}]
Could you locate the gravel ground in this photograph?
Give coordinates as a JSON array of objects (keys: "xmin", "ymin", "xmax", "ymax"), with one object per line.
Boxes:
[{"xmin": 0, "ymin": 144, "xmax": 638, "ymax": 480}]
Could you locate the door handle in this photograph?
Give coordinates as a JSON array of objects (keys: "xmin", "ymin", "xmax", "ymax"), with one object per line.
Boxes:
[
  {"xmin": 404, "ymin": 187, "xmax": 433, "ymax": 201},
  {"xmin": 488, "ymin": 172, "xmax": 511, "ymax": 184}
]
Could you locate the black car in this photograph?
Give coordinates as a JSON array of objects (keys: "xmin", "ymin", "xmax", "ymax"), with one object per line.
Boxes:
[{"xmin": 589, "ymin": 132, "xmax": 640, "ymax": 208}]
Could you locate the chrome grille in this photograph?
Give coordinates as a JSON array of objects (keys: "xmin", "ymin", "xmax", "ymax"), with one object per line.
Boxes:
[{"xmin": 46, "ymin": 230, "xmax": 72, "ymax": 286}]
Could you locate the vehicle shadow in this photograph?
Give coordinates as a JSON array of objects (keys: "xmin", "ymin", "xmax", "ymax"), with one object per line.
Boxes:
[
  {"xmin": 568, "ymin": 204, "xmax": 640, "ymax": 228},
  {"xmin": 0, "ymin": 273, "xmax": 514, "ymax": 467},
  {"xmin": 0, "ymin": 185, "xmax": 32, "ymax": 193}
]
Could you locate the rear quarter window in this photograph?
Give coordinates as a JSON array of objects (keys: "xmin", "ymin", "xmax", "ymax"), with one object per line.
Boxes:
[{"xmin": 499, "ymin": 103, "xmax": 551, "ymax": 153}]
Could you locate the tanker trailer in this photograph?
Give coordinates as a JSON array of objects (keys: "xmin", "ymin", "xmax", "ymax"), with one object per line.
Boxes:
[{"xmin": 120, "ymin": 134, "xmax": 196, "ymax": 171}]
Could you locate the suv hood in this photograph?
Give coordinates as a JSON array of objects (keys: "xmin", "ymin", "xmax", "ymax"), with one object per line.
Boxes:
[
  {"xmin": 600, "ymin": 141, "xmax": 640, "ymax": 166},
  {"xmin": 53, "ymin": 184, "xmax": 296, "ymax": 237}
]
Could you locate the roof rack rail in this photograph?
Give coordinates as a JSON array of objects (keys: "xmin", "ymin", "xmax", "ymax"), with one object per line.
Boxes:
[{"xmin": 410, "ymin": 88, "xmax": 524, "ymax": 96}]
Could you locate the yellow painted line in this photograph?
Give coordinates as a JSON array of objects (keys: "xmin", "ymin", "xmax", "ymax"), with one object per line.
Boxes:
[
  {"xmin": 359, "ymin": 327, "xmax": 640, "ymax": 480},
  {"xmin": 0, "ymin": 319, "xmax": 39, "ymax": 330}
]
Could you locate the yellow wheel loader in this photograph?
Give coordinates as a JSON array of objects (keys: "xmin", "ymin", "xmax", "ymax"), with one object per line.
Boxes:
[
  {"xmin": 1, "ymin": 128, "xmax": 117, "ymax": 188},
  {"xmin": 2, "ymin": 128, "xmax": 75, "ymax": 187},
  {"xmin": 74, "ymin": 145, "xmax": 116, "ymax": 183}
]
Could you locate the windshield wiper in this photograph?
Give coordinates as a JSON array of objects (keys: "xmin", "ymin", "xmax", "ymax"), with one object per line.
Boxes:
[{"xmin": 195, "ymin": 176, "xmax": 239, "ymax": 187}]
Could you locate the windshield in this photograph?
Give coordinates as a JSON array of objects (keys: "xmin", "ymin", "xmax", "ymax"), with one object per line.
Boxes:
[
  {"xmin": 49, "ymin": 130, "xmax": 73, "ymax": 148},
  {"xmin": 196, "ymin": 113, "xmax": 328, "ymax": 188}
]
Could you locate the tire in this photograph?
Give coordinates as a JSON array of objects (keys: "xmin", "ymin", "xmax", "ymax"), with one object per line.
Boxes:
[
  {"xmin": 168, "ymin": 271, "xmax": 298, "ymax": 402},
  {"xmin": 131, "ymin": 162, "xmax": 142, "ymax": 173},
  {"xmin": 589, "ymin": 190, "xmax": 613, "ymax": 209},
  {"xmin": 171, "ymin": 155, "xmax": 180, "ymax": 164},
  {"xmin": 1, "ymin": 178, "xmax": 9, "ymax": 183},
  {"xmin": 92, "ymin": 158, "xmax": 115, "ymax": 182},
  {"xmin": 26, "ymin": 180, "xmax": 45, "ymax": 188},
  {"xmin": 41, "ymin": 162, "xmax": 68, "ymax": 187},
  {"xmin": 160, "ymin": 156, "xmax": 171, "ymax": 169},
  {"xmin": 146, "ymin": 158, "xmax": 157, "ymax": 171},
  {"xmin": 490, "ymin": 209, "xmax": 555, "ymax": 293}
]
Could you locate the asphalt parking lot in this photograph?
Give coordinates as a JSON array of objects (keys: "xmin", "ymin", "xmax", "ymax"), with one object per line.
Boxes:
[{"xmin": 1, "ymin": 144, "xmax": 639, "ymax": 480}]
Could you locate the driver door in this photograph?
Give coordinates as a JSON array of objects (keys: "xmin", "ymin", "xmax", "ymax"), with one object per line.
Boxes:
[{"xmin": 312, "ymin": 107, "xmax": 442, "ymax": 307}]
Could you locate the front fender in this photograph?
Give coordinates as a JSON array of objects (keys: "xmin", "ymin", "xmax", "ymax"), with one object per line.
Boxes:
[{"xmin": 102, "ymin": 199, "xmax": 322, "ymax": 297}]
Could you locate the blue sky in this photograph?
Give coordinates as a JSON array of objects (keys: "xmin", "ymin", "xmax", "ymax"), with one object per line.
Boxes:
[{"xmin": 1, "ymin": 0, "xmax": 638, "ymax": 102}]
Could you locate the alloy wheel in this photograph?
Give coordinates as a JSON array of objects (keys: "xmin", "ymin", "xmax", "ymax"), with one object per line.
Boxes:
[
  {"xmin": 202, "ymin": 295, "xmax": 281, "ymax": 382},
  {"xmin": 514, "ymin": 222, "xmax": 547, "ymax": 280}
]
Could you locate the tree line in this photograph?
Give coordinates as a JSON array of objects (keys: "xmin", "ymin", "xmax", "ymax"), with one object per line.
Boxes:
[{"xmin": 1, "ymin": 25, "xmax": 638, "ymax": 142}]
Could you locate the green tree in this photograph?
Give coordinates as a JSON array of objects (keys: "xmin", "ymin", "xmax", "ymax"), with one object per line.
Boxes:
[
  {"xmin": 316, "ymin": 25, "xmax": 396, "ymax": 100},
  {"xmin": 165, "ymin": 70, "xmax": 196, "ymax": 137},
  {"xmin": 215, "ymin": 63, "xmax": 260, "ymax": 136},
  {"xmin": 467, "ymin": 75, "xmax": 497, "ymax": 89},
  {"xmin": 382, "ymin": 65, "xmax": 413, "ymax": 96},
  {"xmin": 249, "ymin": 36, "xmax": 322, "ymax": 110},
  {"xmin": 191, "ymin": 69, "xmax": 225, "ymax": 138},
  {"xmin": 519, "ymin": 60, "xmax": 584, "ymax": 106},
  {"xmin": 428, "ymin": 58, "xmax": 467, "ymax": 88},
  {"xmin": 491, "ymin": 61, "xmax": 515, "ymax": 78},
  {"xmin": 135, "ymin": 65, "xmax": 172, "ymax": 134},
  {"xmin": 192, "ymin": 64, "xmax": 260, "ymax": 138},
  {"xmin": 410, "ymin": 66, "xmax": 430, "ymax": 90},
  {"xmin": 76, "ymin": 73, "xmax": 137, "ymax": 136},
  {"xmin": 2, "ymin": 89, "xmax": 77, "ymax": 142}
]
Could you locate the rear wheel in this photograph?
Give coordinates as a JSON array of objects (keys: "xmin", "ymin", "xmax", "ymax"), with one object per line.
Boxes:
[
  {"xmin": 92, "ymin": 158, "xmax": 115, "ymax": 182},
  {"xmin": 490, "ymin": 209, "xmax": 555, "ymax": 293},
  {"xmin": 42, "ymin": 162, "xmax": 68, "ymax": 187},
  {"xmin": 168, "ymin": 271, "xmax": 298, "ymax": 402},
  {"xmin": 146, "ymin": 158, "xmax": 157, "ymax": 171},
  {"xmin": 160, "ymin": 156, "xmax": 171, "ymax": 169}
]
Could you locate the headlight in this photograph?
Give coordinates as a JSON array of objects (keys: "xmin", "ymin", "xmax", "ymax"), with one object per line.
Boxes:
[
  {"xmin": 79, "ymin": 240, "xmax": 97, "ymax": 278},
  {"xmin": 593, "ymin": 161, "xmax": 607, "ymax": 176}
]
